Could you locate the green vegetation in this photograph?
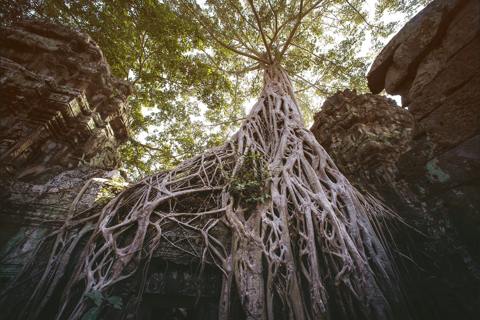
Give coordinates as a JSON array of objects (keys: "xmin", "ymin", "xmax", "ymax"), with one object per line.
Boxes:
[
  {"xmin": 0, "ymin": 0, "xmax": 431, "ymax": 179},
  {"xmin": 95, "ymin": 176, "xmax": 128, "ymax": 205},
  {"xmin": 82, "ymin": 291, "xmax": 123, "ymax": 320},
  {"xmin": 426, "ymin": 159, "xmax": 450, "ymax": 183},
  {"xmin": 0, "ymin": 1, "xmax": 434, "ymax": 319},
  {"xmin": 222, "ymin": 150, "xmax": 272, "ymax": 204},
  {"xmin": 2, "ymin": 0, "xmax": 430, "ymax": 179}
]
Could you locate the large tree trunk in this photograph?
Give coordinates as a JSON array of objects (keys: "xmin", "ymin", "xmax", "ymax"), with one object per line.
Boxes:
[
  {"xmin": 220, "ymin": 63, "xmax": 411, "ymax": 319},
  {"xmin": 0, "ymin": 64, "xmax": 413, "ymax": 320}
]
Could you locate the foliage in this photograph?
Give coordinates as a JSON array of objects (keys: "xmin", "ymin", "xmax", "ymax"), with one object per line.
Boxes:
[
  {"xmin": 222, "ymin": 149, "xmax": 272, "ymax": 204},
  {"xmin": 374, "ymin": 0, "xmax": 433, "ymax": 20},
  {"xmin": 82, "ymin": 291, "xmax": 123, "ymax": 320},
  {"xmin": 1, "ymin": 0, "xmax": 236, "ymax": 178},
  {"xmin": 174, "ymin": 0, "xmax": 376, "ymax": 113},
  {"xmin": 80, "ymin": 307, "xmax": 100, "ymax": 320},
  {"xmin": 95, "ymin": 177, "xmax": 128, "ymax": 205},
  {"xmin": 0, "ymin": 0, "xmax": 431, "ymax": 180}
]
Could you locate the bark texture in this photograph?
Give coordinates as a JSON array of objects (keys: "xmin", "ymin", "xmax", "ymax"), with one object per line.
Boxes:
[{"xmin": 1, "ymin": 64, "xmax": 413, "ymax": 320}]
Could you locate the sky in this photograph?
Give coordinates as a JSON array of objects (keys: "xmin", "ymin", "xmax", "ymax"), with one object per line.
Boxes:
[{"xmin": 363, "ymin": 0, "xmax": 407, "ymax": 107}]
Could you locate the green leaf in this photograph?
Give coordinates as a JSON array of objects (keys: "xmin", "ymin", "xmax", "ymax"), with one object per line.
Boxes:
[
  {"xmin": 81, "ymin": 307, "xmax": 100, "ymax": 320},
  {"xmin": 84, "ymin": 290, "xmax": 104, "ymax": 307},
  {"xmin": 107, "ymin": 296, "xmax": 123, "ymax": 310}
]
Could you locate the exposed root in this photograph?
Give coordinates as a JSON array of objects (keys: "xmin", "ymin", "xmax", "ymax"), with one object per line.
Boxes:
[{"xmin": 0, "ymin": 64, "xmax": 414, "ymax": 320}]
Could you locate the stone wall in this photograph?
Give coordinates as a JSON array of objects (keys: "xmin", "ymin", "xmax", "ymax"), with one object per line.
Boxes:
[
  {"xmin": 1, "ymin": 20, "xmax": 133, "ymax": 182},
  {"xmin": 367, "ymin": 3, "xmax": 479, "ymax": 314},
  {"xmin": 311, "ymin": 88, "xmax": 479, "ymax": 319},
  {"xmin": 0, "ymin": 20, "xmax": 133, "ymax": 294},
  {"xmin": 0, "ymin": 166, "xmax": 127, "ymax": 281},
  {"xmin": 311, "ymin": 4, "xmax": 480, "ymax": 312},
  {"xmin": 310, "ymin": 89, "xmax": 415, "ymax": 207},
  {"xmin": 367, "ymin": 0, "xmax": 479, "ymax": 201}
]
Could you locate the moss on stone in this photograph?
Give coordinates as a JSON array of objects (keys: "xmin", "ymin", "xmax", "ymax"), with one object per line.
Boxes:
[{"xmin": 426, "ymin": 159, "xmax": 450, "ymax": 183}]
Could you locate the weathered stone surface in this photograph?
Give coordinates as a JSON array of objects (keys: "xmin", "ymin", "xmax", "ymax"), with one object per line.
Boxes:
[
  {"xmin": 0, "ymin": 166, "xmax": 127, "ymax": 279},
  {"xmin": 367, "ymin": 0, "xmax": 471, "ymax": 95},
  {"xmin": 367, "ymin": 0, "xmax": 479, "ymax": 166},
  {"xmin": 420, "ymin": 75, "xmax": 480, "ymax": 154},
  {"xmin": 1, "ymin": 20, "xmax": 132, "ymax": 181},
  {"xmin": 144, "ymin": 263, "xmax": 221, "ymax": 297},
  {"xmin": 310, "ymin": 88, "xmax": 479, "ymax": 319},
  {"xmin": 135, "ymin": 261, "xmax": 224, "ymax": 319},
  {"xmin": 406, "ymin": 37, "xmax": 479, "ymax": 120},
  {"xmin": 408, "ymin": 0, "xmax": 480, "ymax": 102},
  {"xmin": 364, "ymin": 9, "xmax": 480, "ymax": 315},
  {"xmin": 402, "ymin": 135, "xmax": 479, "ymax": 199},
  {"xmin": 311, "ymin": 89, "xmax": 414, "ymax": 205}
]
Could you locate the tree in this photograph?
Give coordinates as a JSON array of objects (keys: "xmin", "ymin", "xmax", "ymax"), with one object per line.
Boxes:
[
  {"xmin": 2, "ymin": 0, "xmax": 413, "ymax": 179},
  {"xmin": 0, "ymin": 1, "xmax": 420, "ymax": 319}
]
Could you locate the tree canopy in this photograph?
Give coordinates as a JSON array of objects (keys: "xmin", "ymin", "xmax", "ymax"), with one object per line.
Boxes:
[{"xmin": 1, "ymin": 0, "xmax": 431, "ymax": 179}]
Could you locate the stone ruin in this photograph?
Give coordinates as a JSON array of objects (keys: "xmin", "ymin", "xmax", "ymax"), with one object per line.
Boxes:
[
  {"xmin": 311, "ymin": 0, "xmax": 479, "ymax": 318},
  {"xmin": 1, "ymin": 20, "xmax": 132, "ymax": 182},
  {"xmin": 0, "ymin": 19, "xmax": 132, "ymax": 283},
  {"xmin": 0, "ymin": 20, "xmax": 228, "ymax": 320},
  {"xmin": 1, "ymin": 0, "xmax": 479, "ymax": 318},
  {"xmin": 310, "ymin": 89, "xmax": 415, "ymax": 203}
]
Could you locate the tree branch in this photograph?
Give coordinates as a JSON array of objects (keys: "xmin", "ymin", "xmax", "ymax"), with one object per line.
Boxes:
[
  {"xmin": 266, "ymin": 0, "xmax": 279, "ymax": 47},
  {"xmin": 132, "ymin": 32, "xmax": 150, "ymax": 86},
  {"xmin": 104, "ymin": 46, "xmax": 130, "ymax": 79},
  {"xmin": 247, "ymin": 0, "xmax": 273, "ymax": 63},
  {"xmin": 344, "ymin": 0, "xmax": 380, "ymax": 29},
  {"xmin": 201, "ymin": 118, "xmax": 246, "ymax": 127},
  {"xmin": 226, "ymin": 0, "xmax": 259, "ymax": 32},
  {"xmin": 129, "ymin": 138, "xmax": 181, "ymax": 165},
  {"xmin": 179, "ymin": 0, "xmax": 269, "ymax": 64},
  {"xmin": 289, "ymin": 43, "xmax": 357, "ymax": 81},
  {"xmin": 207, "ymin": 0, "xmax": 265, "ymax": 59},
  {"xmin": 199, "ymin": 48, "xmax": 260, "ymax": 75},
  {"xmin": 279, "ymin": 0, "xmax": 327, "ymax": 60},
  {"xmin": 291, "ymin": 74, "xmax": 330, "ymax": 95}
]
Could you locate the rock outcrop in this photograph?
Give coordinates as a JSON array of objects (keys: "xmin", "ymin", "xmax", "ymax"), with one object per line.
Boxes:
[
  {"xmin": 310, "ymin": 89, "xmax": 415, "ymax": 206},
  {"xmin": 367, "ymin": 0, "xmax": 479, "ymax": 159},
  {"xmin": 1, "ymin": 20, "xmax": 132, "ymax": 182},
  {"xmin": 311, "ymin": 88, "xmax": 479, "ymax": 319},
  {"xmin": 367, "ymin": 2, "xmax": 479, "ymax": 308},
  {"xmin": 314, "ymin": 2, "xmax": 480, "ymax": 307}
]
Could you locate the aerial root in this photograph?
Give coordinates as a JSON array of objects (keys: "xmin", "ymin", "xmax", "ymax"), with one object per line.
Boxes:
[{"xmin": 1, "ymin": 64, "xmax": 412, "ymax": 320}]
